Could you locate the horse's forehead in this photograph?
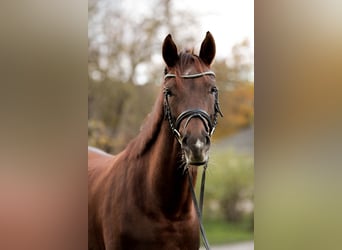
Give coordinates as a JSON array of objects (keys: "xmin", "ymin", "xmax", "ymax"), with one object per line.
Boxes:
[
  {"xmin": 183, "ymin": 68, "xmax": 192, "ymax": 75},
  {"xmin": 181, "ymin": 63, "xmax": 204, "ymax": 75}
]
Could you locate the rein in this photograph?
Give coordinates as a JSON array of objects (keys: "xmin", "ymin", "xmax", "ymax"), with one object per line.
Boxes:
[
  {"xmin": 186, "ymin": 164, "xmax": 210, "ymax": 250},
  {"xmin": 163, "ymin": 71, "xmax": 223, "ymax": 250}
]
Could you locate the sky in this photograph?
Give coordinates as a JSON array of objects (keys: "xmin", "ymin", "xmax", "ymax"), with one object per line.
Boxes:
[
  {"xmin": 121, "ymin": 0, "xmax": 254, "ymax": 59},
  {"xmin": 173, "ymin": 0, "xmax": 254, "ymax": 58},
  {"xmin": 94, "ymin": 0, "xmax": 254, "ymax": 83}
]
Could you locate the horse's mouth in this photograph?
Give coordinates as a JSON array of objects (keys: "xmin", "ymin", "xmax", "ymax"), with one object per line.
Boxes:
[
  {"xmin": 182, "ymin": 146, "xmax": 209, "ymax": 167},
  {"xmin": 187, "ymin": 159, "xmax": 208, "ymax": 166}
]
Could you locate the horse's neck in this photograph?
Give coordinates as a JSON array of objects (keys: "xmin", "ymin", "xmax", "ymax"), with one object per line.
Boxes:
[
  {"xmin": 147, "ymin": 121, "xmax": 197, "ymax": 218},
  {"xmin": 124, "ymin": 92, "xmax": 197, "ymax": 217}
]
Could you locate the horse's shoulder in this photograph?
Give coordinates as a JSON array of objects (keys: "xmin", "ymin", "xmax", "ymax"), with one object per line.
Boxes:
[{"xmin": 88, "ymin": 146, "xmax": 116, "ymax": 178}]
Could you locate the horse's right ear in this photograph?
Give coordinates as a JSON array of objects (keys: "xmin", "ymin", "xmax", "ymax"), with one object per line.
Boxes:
[
  {"xmin": 199, "ymin": 31, "xmax": 216, "ymax": 66},
  {"xmin": 162, "ymin": 34, "xmax": 179, "ymax": 68}
]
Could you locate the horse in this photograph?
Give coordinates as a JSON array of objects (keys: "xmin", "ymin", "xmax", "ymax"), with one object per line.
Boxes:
[{"xmin": 88, "ymin": 31, "xmax": 222, "ymax": 250}]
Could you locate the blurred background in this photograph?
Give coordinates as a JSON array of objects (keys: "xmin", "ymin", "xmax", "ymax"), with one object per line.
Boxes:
[
  {"xmin": 88, "ymin": 0, "xmax": 254, "ymax": 247},
  {"xmin": 2, "ymin": 0, "xmax": 341, "ymax": 249}
]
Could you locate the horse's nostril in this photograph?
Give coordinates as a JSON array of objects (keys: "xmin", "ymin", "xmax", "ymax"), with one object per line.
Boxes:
[{"xmin": 182, "ymin": 135, "xmax": 189, "ymax": 146}]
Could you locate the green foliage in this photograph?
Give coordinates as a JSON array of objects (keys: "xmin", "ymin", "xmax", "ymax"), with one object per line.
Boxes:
[
  {"xmin": 88, "ymin": 78, "xmax": 158, "ymax": 153},
  {"xmin": 203, "ymin": 218, "xmax": 254, "ymax": 245},
  {"xmin": 200, "ymin": 150, "xmax": 254, "ymax": 223},
  {"xmin": 88, "ymin": 119, "xmax": 114, "ymax": 152},
  {"xmin": 195, "ymin": 149, "xmax": 254, "ymax": 244}
]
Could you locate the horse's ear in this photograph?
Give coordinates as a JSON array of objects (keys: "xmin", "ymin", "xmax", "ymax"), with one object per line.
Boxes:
[
  {"xmin": 162, "ymin": 34, "xmax": 179, "ymax": 68},
  {"xmin": 199, "ymin": 31, "xmax": 216, "ymax": 66}
]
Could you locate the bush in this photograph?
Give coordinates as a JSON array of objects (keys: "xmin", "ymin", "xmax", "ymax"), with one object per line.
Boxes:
[
  {"xmin": 88, "ymin": 119, "xmax": 115, "ymax": 152},
  {"xmin": 201, "ymin": 149, "xmax": 254, "ymax": 224}
]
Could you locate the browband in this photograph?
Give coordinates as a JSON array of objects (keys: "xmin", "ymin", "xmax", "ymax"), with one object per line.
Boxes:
[{"xmin": 164, "ymin": 71, "xmax": 216, "ymax": 80}]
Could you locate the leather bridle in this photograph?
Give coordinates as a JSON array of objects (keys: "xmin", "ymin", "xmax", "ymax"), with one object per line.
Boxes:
[
  {"xmin": 163, "ymin": 71, "xmax": 223, "ymax": 142},
  {"xmin": 163, "ymin": 70, "xmax": 223, "ymax": 250}
]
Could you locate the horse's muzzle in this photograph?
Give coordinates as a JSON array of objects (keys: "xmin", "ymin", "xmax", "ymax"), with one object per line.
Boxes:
[{"xmin": 181, "ymin": 134, "xmax": 210, "ymax": 166}]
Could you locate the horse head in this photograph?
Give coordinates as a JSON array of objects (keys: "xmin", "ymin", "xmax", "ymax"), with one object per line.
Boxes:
[{"xmin": 162, "ymin": 32, "xmax": 223, "ymax": 166}]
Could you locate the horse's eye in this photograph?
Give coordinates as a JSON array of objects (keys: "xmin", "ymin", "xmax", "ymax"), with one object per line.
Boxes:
[{"xmin": 210, "ymin": 86, "xmax": 218, "ymax": 94}]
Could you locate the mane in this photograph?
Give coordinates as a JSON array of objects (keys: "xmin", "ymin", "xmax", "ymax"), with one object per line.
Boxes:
[{"xmin": 125, "ymin": 50, "xmax": 207, "ymax": 159}]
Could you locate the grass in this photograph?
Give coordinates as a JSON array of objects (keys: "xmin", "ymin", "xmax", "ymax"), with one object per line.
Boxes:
[
  {"xmin": 197, "ymin": 148, "xmax": 254, "ymax": 245},
  {"xmin": 203, "ymin": 218, "xmax": 254, "ymax": 245}
]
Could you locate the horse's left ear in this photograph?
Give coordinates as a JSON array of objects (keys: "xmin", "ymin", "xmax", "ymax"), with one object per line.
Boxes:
[{"xmin": 199, "ymin": 31, "xmax": 216, "ymax": 66}]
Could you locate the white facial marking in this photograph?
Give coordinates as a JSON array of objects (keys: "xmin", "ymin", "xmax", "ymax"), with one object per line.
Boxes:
[
  {"xmin": 183, "ymin": 67, "xmax": 192, "ymax": 75},
  {"xmin": 195, "ymin": 139, "xmax": 204, "ymax": 149}
]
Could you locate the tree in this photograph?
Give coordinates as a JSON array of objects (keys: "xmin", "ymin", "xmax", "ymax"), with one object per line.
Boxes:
[
  {"xmin": 88, "ymin": 0, "xmax": 200, "ymax": 152},
  {"xmin": 227, "ymin": 38, "xmax": 254, "ymax": 85},
  {"xmin": 88, "ymin": 0, "xmax": 199, "ymax": 85},
  {"xmin": 211, "ymin": 38, "xmax": 254, "ymax": 139}
]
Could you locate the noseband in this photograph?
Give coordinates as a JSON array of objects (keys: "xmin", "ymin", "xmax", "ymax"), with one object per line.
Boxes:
[{"xmin": 163, "ymin": 71, "xmax": 223, "ymax": 143}]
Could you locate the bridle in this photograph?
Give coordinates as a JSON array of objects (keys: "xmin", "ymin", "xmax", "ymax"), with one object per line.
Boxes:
[
  {"xmin": 163, "ymin": 70, "xmax": 223, "ymax": 143},
  {"xmin": 163, "ymin": 70, "xmax": 223, "ymax": 250}
]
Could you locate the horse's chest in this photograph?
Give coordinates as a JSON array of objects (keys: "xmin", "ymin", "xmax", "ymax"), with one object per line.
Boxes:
[{"xmin": 120, "ymin": 215, "xmax": 199, "ymax": 250}]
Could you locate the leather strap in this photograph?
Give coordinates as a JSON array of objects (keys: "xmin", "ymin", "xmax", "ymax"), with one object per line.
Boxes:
[
  {"xmin": 187, "ymin": 166, "xmax": 210, "ymax": 250},
  {"xmin": 164, "ymin": 71, "xmax": 215, "ymax": 80}
]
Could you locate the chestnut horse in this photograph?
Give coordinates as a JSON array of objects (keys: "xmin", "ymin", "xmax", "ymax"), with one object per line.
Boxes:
[{"xmin": 88, "ymin": 32, "xmax": 222, "ymax": 250}]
